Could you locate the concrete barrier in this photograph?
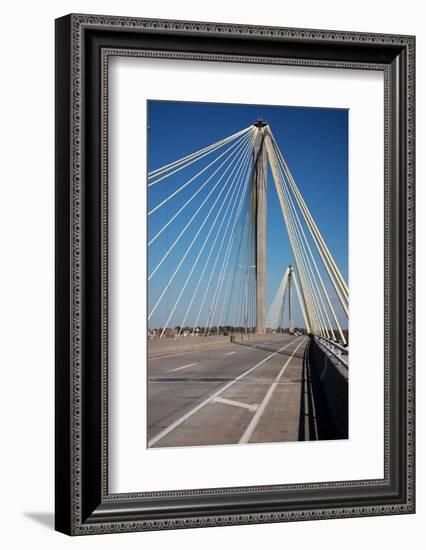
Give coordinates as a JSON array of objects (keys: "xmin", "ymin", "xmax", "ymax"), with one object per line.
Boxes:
[
  {"xmin": 231, "ymin": 332, "xmax": 295, "ymax": 344},
  {"xmin": 308, "ymin": 336, "xmax": 348, "ymax": 439},
  {"xmin": 148, "ymin": 335, "xmax": 231, "ymax": 358},
  {"xmin": 148, "ymin": 332, "xmax": 291, "ymax": 358}
]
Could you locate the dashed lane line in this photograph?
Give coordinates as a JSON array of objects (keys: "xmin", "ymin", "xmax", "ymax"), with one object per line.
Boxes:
[
  {"xmin": 169, "ymin": 362, "xmax": 198, "ymax": 373},
  {"xmin": 148, "ymin": 336, "xmax": 293, "ymax": 361}
]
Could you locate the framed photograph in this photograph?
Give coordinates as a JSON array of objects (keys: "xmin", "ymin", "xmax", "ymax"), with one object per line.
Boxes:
[{"xmin": 55, "ymin": 14, "xmax": 415, "ymax": 535}]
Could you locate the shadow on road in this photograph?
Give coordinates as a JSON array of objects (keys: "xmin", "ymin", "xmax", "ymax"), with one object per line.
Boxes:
[
  {"xmin": 233, "ymin": 340, "xmax": 305, "ymax": 361},
  {"xmin": 298, "ymin": 343, "xmax": 346, "ymax": 441}
]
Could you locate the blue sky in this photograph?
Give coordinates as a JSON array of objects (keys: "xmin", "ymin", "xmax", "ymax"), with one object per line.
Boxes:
[{"xmin": 147, "ymin": 100, "xmax": 348, "ymax": 330}]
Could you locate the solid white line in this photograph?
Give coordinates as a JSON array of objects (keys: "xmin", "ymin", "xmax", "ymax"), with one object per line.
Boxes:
[
  {"xmin": 213, "ymin": 397, "xmax": 259, "ymax": 412},
  {"xmin": 169, "ymin": 362, "xmax": 198, "ymax": 373},
  {"xmin": 239, "ymin": 338, "xmax": 306, "ymax": 444},
  {"xmin": 148, "ymin": 337, "xmax": 302, "ymax": 447},
  {"xmin": 224, "ymin": 351, "xmax": 236, "ymax": 356}
]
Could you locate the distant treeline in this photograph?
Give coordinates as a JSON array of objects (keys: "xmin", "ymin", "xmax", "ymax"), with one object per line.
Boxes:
[{"xmin": 148, "ymin": 326, "xmax": 349, "ymax": 342}]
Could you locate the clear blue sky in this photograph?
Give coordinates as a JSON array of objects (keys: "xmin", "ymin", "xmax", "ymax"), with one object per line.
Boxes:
[{"xmin": 147, "ymin": 100, "xmax": 348, "ymax": 330}]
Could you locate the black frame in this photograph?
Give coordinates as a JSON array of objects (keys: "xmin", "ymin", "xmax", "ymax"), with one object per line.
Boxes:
[{"xmin": 55, "ymin": 14, "xmax": 415, "ymax": 535}]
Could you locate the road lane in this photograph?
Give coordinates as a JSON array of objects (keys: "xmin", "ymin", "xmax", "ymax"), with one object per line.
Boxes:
[
  {"xmin": 147, "ymin": 335, "xmax": 306, "ymax": 447},
  {"xmin": 239, "ymin": 337, "xmax": 306, "ymax": 443},
  {"xmin": 147, "ymin": 341, "xmax": 275, "ymax": 437},
  {"xmin": 148, "ymin": 335, "xmax": 294, "ymax": 374}
]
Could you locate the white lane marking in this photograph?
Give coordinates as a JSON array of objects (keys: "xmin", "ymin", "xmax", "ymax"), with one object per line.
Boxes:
[
  {"xmin": 148, "ymin": 337, "xmax": 302, "ymax": 447},
  {"xmin": 239, "ymin": 338, "xmax": 306, "ymax": 444},
  {"xmin": 213, "ymin": 397, "xmax": 259, "ymax": 412},
  {"xmin": 148, "ymin": 336, "xmax": 287, "ymax": 361},
  {"xmin": 169, "ymin": 362, "xmax": 198, "ymax": 373},
  {"xmin": 224, "ymin": 351, "xmax": 236, "ymax": 356}
]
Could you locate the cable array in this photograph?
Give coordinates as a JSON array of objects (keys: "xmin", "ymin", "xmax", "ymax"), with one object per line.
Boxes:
[
  {"xmin": 147, "ymin": 123, "xmax": 349, "ymax": 344},
  {"xmin": 264, "ymin": 129, "xmax": 348, "ymax": 344},
  {"xmin": 266, "ymin": 267, "xmax": 312, "ymax": 333},
  {"xmin": 148, "ymin": 126, "xmax": 258, "ymax": 336}
]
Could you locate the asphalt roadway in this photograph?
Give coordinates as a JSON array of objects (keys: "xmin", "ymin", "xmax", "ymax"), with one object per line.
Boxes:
[{"xmin": 147, "ymin": 335, "xmax": 337, "ymax": 448}]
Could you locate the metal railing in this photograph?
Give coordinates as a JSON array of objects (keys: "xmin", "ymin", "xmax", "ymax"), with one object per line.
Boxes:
[{"xmin": 313, "ymin": 335, "xmax": 349, "ymax": 369}]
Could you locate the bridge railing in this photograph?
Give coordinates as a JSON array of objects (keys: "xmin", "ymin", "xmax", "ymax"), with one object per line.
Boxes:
[{"xmin": 313, "ymin": 335, "xmax": 349, "ymax": 369}]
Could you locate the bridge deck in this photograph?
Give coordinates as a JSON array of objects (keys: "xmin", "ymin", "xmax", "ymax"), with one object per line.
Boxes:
[{"xmin": 147, "ymin": 335, "xmax": 342, "ymax": 448}]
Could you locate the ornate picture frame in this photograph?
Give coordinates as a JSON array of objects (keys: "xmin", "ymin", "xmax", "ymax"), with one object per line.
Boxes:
[{"xmin": 55, "ymin": 14, "xmax": 415, "ymax": 535}]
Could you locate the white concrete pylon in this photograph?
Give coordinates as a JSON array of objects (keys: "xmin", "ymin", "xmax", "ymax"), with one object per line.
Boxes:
[{"xmin": 251, "ymin": 123, "xmax": 268, "ymax": 334}]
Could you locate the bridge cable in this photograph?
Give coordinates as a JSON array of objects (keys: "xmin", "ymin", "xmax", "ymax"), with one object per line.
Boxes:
[
  {"xmin": 270, "ymin": 130, "xmax": 349, "ymax": 304},
  {"xmin": 268, "ymin": 132, "xmax": 349, "ymax": 320},
  {"xmin": 265, "ymin": 130, "xmax": 347, "ymax": 342},
  {"xmin": 148, "ymin": 128, "xmax": 255, "ymax": 215},
  {"xmin": 272, "ymin": 131, "xmax": 349, "ymax": 300},
  {"xmin": 204, "ymin": 148, "xmax": 255, "ymax": 335},
  {"xmin": 158, "ymin": 138, "xmax": 254, "ymax": 336},
  {"xmin": 171, "ymin": 138, "xmax": 254, "ymax": 335},
  {"xmin": 149, "ymin": 134, "xmax": 254, "ymax": 322},
  {"xmin": 277, "ymin": 151, "xmax": 331, "ymax": 338},
  {"xmin": 190, "ymin": 134, "xmax": 255, "ymax": 333},
  {"xmin": 148, "ymin": 126, "xmax": 252, "ymax": 182},
  {"xmin": 148, "ymin": 131, "xmax": 254, "ymax": 247},
  {"xmin": 219, "ymin": 178, "xmax": 256, "ymax": 333},
  {"xmin": 275, "ymin": 154, "xmax": 336, "ymax": 339},
  {"xmin": 280, "ymin": 169, "xmax": 344, "ymax": 341},
  {"xmin": 148, "ymin": 132, "xmax": 253, "ymax": 282},
  {"xmin": 266, "ymin": 266, "xmax": 290, "ymax": 329},
  {"xmin": 265, "ymin": 138, "xmax": 322, "ymax": 335}
]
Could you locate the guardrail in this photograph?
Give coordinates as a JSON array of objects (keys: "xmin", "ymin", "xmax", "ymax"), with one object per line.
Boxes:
[{"xmin": 313, "ymin": 335, "xmax": 349, "ymax": 369}]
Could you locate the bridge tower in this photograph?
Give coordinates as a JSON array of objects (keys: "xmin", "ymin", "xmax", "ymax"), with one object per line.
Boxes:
[
  {"xmin": 278, "ymin": 266, "xmax": 294, "ymax": 333},
  {"xmin": 251, "ymin": 120, "xmax": 268, "ymax": 334},
  {"xmin": 288, "ymin": 266, "xmax": 294, "ymax": 333}
]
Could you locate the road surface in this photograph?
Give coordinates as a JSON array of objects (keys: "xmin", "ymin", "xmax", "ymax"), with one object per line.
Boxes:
[{"xmin": 147, "ymin": 335, "xmax": 338, "ymax": 448}]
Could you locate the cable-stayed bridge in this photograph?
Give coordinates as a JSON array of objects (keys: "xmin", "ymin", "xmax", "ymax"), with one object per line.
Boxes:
[{"xmin": 147, "ymin": 121, "xmax": 349, "ymax": 447}]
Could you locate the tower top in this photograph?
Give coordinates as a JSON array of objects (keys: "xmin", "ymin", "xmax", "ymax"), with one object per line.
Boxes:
[{"xmin": 253, "ymin": 119, "xmax": 268, "ymax": 128}]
